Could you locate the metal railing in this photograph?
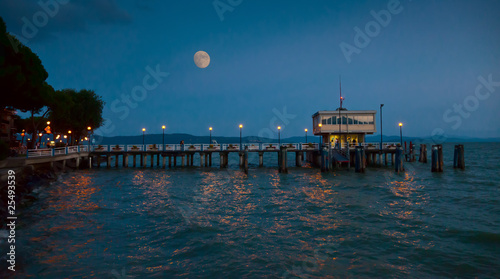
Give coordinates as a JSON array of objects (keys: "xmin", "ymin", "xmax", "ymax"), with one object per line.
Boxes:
[
  {"xmin": 26, "ymin": 143, "xmax": 326, "ymax": 158},
  {"xmin": 27, "ymin": 148, "xmax": 52, "ymax": 157}
]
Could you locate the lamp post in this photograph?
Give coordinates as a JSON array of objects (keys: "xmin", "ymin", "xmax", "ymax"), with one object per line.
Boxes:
[
  {"xmin": 209, "ymin": 127, "xmax": 212, "ymax": 144},
  {"xmin": 399, "ymin": 123, "xmax": 403, "ymax": 146},
  {"xmin": 318, "ymin": 123, "xmax": 322, "ymax": 146},
  {"xmin": 87, "ymin": 126, "xmax": 92, "ymax": 150},
  {"xmin": 162, "ymin": 125, "xmax": 166, "ymax": 150},
  {"xmin": 142, "ymin": 128, "xmax": 146, "ymax": 149},
  {"xmin": 239, "ymin": 124, "xmax": 243, "ymax": 149},
  {"xmin": 278, "ymin": 126, "xmax": 281, "ymax": 146},
  {"xmin": 305, "ymin": 129, "xmax": 308, "ymax": 143},
  {"xmin": 380, "ymin": 104, "xmax": 384, "ymax": 150},
  {"xmin": 63, "ymin": 135, "xmax": 67, "ymax": 145}
]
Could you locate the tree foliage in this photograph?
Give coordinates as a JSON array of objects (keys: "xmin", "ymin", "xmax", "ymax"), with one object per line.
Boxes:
[{"xmin": 49, "ymin": 89, "xmax": 105, "ymax": 144}]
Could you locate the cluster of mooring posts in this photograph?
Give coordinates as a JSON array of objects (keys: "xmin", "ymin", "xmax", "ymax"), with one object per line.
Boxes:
[
  {"xmin": 314, "ymin": 141, "xmax": 465, "ymax": 174},
  {"xmin": 24, "ymin": 142, "xmax": 465, "ymax": 174}
]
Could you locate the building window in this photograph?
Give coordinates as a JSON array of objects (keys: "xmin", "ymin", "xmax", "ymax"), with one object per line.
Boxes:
[{"xmin": 322, "ymin": 118, "xmax": 326, "ymax": 125}]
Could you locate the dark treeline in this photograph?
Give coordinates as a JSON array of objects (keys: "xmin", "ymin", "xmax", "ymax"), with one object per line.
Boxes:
[{"xmin": 0, "ymin": 16, "xmax": 105, "ymax": 149}]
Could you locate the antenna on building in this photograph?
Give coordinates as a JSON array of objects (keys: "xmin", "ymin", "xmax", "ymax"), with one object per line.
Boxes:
[{"xmin": 339, "ymin": 75, "xmax": 343, "ymax": 109}]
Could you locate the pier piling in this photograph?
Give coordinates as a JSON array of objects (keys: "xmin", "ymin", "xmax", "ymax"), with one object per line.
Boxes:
[
  {"xmin": 295, "ymin": 151, "xmax": 302, "ymax": 167},
  {"xmin": 453, "ymin": 144, "xmax": 465, "ymax": 170},
  {"xmin": 279, "ymin": 146, "xmax": 288, "ymax": 173},
  {"xmin": 243, "ymin": 147, "xmax": 249, "ymax": 174},
  {"xmin": 395, "ymin": 147, "xmax": 404, "ymax": 173},
  {"xmin": 355, "ymin": 146, "xmax": 365, "ymax": 173},
  {"xmin": 419, "ymin": 144, "xmax": 427, "ymax": 163},
  {"xmin": 431, "ymin": 145, "xmax": 443, "ymax": 172},
  {"xmin": 320, "ymin": 147, "xmax": 329, "ymax": 172}
]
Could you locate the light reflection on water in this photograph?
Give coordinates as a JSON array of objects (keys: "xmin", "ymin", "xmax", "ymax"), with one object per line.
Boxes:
[{"xmin": 4, "ymin": 143, "xmax": 499, "ymax": 278}]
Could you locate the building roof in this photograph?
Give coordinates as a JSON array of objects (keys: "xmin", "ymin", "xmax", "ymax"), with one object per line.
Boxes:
[{"xmin": 312, "ymin": 110, "xmax": 377, "ymax": 117}]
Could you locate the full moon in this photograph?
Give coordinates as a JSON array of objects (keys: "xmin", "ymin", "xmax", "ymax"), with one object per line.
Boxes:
[{"xmin": 194, "ymin": 51, "xmax": 210, "ymax": 68}]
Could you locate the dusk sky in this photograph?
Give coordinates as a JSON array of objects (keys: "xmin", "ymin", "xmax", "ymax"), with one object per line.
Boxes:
[{"xmin": 1, "ymin": 0, "xmax": 499, "ymax": 139}]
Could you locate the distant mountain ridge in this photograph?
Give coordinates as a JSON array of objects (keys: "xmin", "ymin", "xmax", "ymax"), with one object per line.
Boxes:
[{"xmin": 96, "ymin": 133, "xmax": 500, "ymax": 145}]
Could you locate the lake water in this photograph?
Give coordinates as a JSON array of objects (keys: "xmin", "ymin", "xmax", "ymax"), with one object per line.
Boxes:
[{"xmin": 2, "ymin": 143, "xmax": 499, "ymax": 278}]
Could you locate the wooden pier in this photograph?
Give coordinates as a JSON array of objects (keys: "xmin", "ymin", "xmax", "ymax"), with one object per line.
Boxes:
[{"xmin": 18, "ymin": 142, "xmax": 465, "ymax": 174}]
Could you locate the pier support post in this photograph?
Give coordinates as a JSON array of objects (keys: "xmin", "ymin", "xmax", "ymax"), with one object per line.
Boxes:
[
  {"xmin": 243, "ymin": 147, "xmax": 249, "ymax": 174},
  {"xmin": 75, "ymin": 157, "xmax": 80, "ymax": 169},
  {"xmin": 190, "ymin": 154, "xmax": 194, "ymax": 166},
  {"xmin": 173, "ymin": 155, "xmax": 177, "ymax": 167},
  {"xmin": 431, "ymin": 145, "xmax": 443, "ymax": 172},
  {"xmin": 140, "ymin": 154, "xmax": 144, "ymax": 167},
  {"xmin": 124, "ymin": 154, "xmax": 128, "ymax": 168},
  {"xmin": 279, "ymin": 146, "xmax": 288, "ymax": 173},
  {"xmin": 181, "ymin": 155, "xmax": 185, "ymax": 167},
  {"xmin": 239, "ymin": 152, "xmax": 243, "ymax": 167},
  {"xmin": 205, "ymin": 153, "xmax": 208, "ymax": 167},
  {"xmin": 295, "ymin": 151, "xmax": 302, "ymax": 167},
  {"xmin": 62, "ymin": 159, "xmax": 66, "ymax": 171},
  {"xmin": 209, "ymin": 153, "xmax": 212, "ymax": 166},
  {"xmin": 200, "ymin": 152, "xmax": 205, "ymax": 167},
  {"xmin": 419, "ymin": 144, "xmax": 427, "ymax": 163},
  {"xmin": 115, "ymin": 155, "xmax": 119, "ymax": 168},
  {"xmin": 258, "ymin": 152, "xmax": 264, "ymax": 167},
  {"xmin": 96, "ymin": 156, "xmax": 101, "ymax": 168},
  {"xmin": 355, "ymin": 146, "xmax": 365, "ymax": 173},
  {"xmin": 133, "ymin": 155, "xmax": 136, "ymax": 167},
  {"xmin": 391, "ymin": 153, "xmax": 394, "ymax": 165},
  {"xmin": 453, "ymin": 144, "xmax": 465, "ymax": 170},
  {"xmin": 88, "ymin": 156, "xmax": 92, "ymax": 169},
  {"xmin": 219, "ymin": 153, "xmax": 225, "ymax": 168},
  {"xmin": 395, "ymin": 147, "xmax": 404, "ymax": 173},
  {"xmin": 162, "ymin": 155, "xmax": 166, "ymax": 169},
  {"xmin": 169, "ymin": 155, "xmax": 172, "ymax": 168},
  {"xmin": 384, "ymin": 153, "xmax": 388, "ymax": 166},
  {"xmin": 320, "ymin": 147, "xmax": 329, "ymax": 172},
  {"xmin": 106, "ymin": 155, "xmax": 111, "ymax": 168}
]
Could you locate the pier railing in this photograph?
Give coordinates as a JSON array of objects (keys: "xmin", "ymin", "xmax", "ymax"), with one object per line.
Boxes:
[{"xmin": 25, "ymin": 142, "xmax": 407, "ymax": 158}]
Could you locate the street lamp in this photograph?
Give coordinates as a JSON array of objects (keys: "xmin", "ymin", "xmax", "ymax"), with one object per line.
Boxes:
[
  {"xmin": 47, "ymin": 121, "xmax": 50, "ymax": 125},
  {"xmin": 142, "ymin": 128, "xmax": 146, "ymax": 149},
  {"xmin": 305, "ymin": 129, "xmax": 308, "ymax": 143},
  {"xmin": 318, "ymin": 123, "xmax": 322, "ymax": 146},
  {"xmin": 87, "ymin": 126, "xmax": 92, "ymax": 150},
  {"xmin": 68, "ymin": 130, "xmax": 72, "ymax": 146},
  {"xmin": 380, "ymin": 104, "xmax": 384, "ymax": 150},
  {"xmin": 277, "ymin": 126, "xmax": 281, "ymax": 146},
  {"xmin": 399, "ymin": 123, "xmax": 403, "ymax": 146},
  {"xmin": 239, "ymin": 124, "xmax": 243, "ymax": 149},
  {"xmin": 162, "ymin": 125, "xmax": 166, "ymax": 150},
  {"xmin": 209, "ymin": 127, "xmax": 212, "ymax": 144}
]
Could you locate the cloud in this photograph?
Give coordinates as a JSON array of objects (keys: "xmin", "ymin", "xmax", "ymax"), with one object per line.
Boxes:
[{"xmin": 0, "ymin": 0, "xmax": 132, "ymax": 42}]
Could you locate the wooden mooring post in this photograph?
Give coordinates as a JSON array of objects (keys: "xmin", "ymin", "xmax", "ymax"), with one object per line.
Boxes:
[
  {"xmin": 355, "ymin": 146, "xmax": 365, "ymax": 173},
  {"xmin": 395, "ymin": 146, "xmax": 404, "ymax": 173},
  {"xmin": 419, "ymin": 144, "xmax": 427, "ymax": 163},
  {"xmin": 453, "ymin": 144, "xmax": 465, "ymax": 170},
  {"xmin": 278, "ymin": 146, "xmax": 288, "ymax": 173},
  {"xmin": 243, "ymin": 147, "xmax": 249, "ymax": 174},
  {"xmin": 431, "ymin": 144, "xmax": 443, "ymax": 172},
  {"xmin": 320, "ymin": 147, "xmax": 329, "ymax": 172}
]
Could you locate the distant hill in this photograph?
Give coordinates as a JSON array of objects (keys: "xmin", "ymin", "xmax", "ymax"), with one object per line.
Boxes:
[{"xmin": 95, "ymin": 133, "xmax": 499, "ymax": 145}]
